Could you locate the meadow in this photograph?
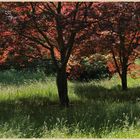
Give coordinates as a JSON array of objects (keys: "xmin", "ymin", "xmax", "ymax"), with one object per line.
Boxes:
[{"xmin": 0, "ymin": 69, "xmax": 140, "ymax": 138}]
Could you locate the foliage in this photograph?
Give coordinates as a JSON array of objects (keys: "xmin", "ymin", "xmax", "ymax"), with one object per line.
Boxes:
[
  {"xmin": 96, "ymin": 2, "xmax": 140, "ymax": 90},
  {"xmin": 68, "ymin": 54, "xmax": 113, "ymax": 81},
  {"xmin": 127, "ymin": 58, "xmax": 140, "ymax": 79}
]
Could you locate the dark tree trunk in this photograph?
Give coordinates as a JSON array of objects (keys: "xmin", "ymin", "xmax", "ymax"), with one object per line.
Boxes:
[
  {"xmin": 56, "ymin": 67, "xmax": 69, "ymax": 107},
  {"xmin": 121, "ymin": 66, "xmax": 128, "ymax": 91}
]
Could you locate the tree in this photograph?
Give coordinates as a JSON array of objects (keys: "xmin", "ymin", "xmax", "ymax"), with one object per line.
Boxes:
[
  {"xmin": 3, "ymin": 2, "xmax": 96, "ymax": 107},
  {"xmin": 96, "ymin": 2, "xmax": 140, "ymax": 90}
]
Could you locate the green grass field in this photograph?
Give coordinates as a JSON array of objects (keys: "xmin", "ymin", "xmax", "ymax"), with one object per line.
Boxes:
[{"xmin": 0, "ymin": 69, "xmax": 140, "ymax": 138}]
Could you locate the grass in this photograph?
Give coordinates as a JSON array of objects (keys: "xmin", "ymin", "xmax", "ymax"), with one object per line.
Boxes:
[{"xmin": 0, "ymin": 69, "xmax": 140, "ymax": 138}]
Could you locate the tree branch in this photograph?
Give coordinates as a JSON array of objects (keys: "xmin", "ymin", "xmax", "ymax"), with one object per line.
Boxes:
[{"xmin": 30, "ymin": 3, "xmax": 54, "ymax": 49}]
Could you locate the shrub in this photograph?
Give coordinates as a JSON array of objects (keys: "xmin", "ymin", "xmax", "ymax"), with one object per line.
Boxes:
[{"xmin": 67, "ymin": 54, "xmax": 112, "ymax": 81}]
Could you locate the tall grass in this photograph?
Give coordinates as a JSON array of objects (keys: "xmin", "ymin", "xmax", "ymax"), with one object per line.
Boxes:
[{"xmin": 0, "ymin": 69, "xmax": 140, "ymax": 138}]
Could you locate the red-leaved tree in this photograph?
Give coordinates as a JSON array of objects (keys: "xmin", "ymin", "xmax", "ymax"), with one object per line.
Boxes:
[
  {"xmin": 3, "ymin": 2, "xmax": 97, "ymax": 107},
  {"xmin": 96, "ymin": 2, "xmax": 140, "ymax": 90}
]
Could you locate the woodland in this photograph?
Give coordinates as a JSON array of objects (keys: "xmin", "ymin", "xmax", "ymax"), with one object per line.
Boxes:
[{"xmin": 0, "ymin": 2, "xmax": 140, "ymax": 138}]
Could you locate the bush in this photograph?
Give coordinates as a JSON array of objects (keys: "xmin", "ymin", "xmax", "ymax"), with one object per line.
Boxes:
[{"xmin": 68, "ymin": 54, "xmax": 111, "ymax": 81}]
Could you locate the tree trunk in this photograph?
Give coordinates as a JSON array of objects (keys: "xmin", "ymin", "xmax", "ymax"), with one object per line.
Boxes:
[
  {"xmin": 56, "ymin": 67, "xmax": 69, "ymax": 107},
  {"xmin": 121, "ymin": 66, "xmax": 128, "ymax": 90}
]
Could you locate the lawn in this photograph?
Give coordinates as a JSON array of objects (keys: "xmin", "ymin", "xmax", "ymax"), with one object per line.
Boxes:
[{"xmin": 0, "ymin": 69, "xmax": 140, "ymax": 138}]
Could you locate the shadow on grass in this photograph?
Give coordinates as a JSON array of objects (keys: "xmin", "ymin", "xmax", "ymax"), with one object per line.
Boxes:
[
  {"xmin": 74, "ymin": 83, "xmax": 140, "ymax": 102},
  {"xmin": 0, "ymin": 94, "xmax": 140, "ymax": 138}
]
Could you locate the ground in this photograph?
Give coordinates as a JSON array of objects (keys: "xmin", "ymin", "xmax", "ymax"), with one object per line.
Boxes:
[{"xmin": 0, "ymin": 69, "xmax": 140, "ymax": 138}]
